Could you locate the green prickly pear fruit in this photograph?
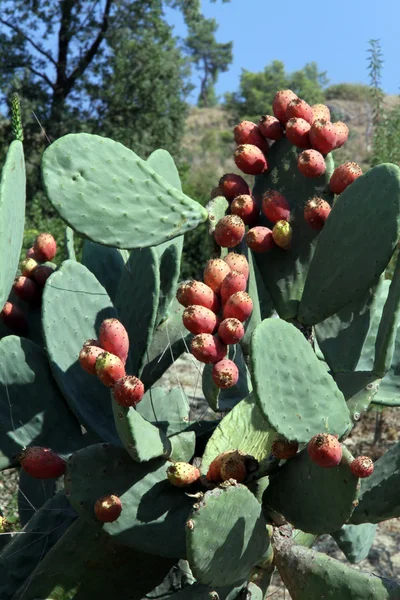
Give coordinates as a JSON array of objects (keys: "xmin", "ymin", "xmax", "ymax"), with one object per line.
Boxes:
[
  {"xmin": 350, "ymin": 456, "xmax": 374, "ymax": 478},
  {"xmin": 94, "ymin": 494, "xmax": 122, "ymax": 522},
  {"xmin": 20, "ymin": 258, "xmax": 38, "ymax": 278},
  {"xmin": 99, "ymin": 318, "xmax": 129, "ymax": 366},
  {"xmin": 308, "ymin": 433, "xmax": 342, "ymax": 468},
  {"xmin": 95, "ymin": 351, "xmax": 126, "ymax": 387},
  {"xmin": 167, "ymin": 462, "xmax": 200, "ymax": 487},
  {"xmin": 272, "ymin": 220, "xmax": 293, "ymax": 250}
]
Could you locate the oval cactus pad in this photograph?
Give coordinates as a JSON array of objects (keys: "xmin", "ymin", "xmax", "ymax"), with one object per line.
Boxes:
[
  {"xmin": 42, "ymin": 133, "xmax": 208, "ymax": 249},
  {"xmin": 250, "ymin": 319, "xmax": 352, "ymax": 442}
]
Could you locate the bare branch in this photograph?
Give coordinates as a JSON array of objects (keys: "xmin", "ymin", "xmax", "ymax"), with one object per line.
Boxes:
[
  {"xmin": 26, "ymin": 65, "xmax": 55, "ymax": 89},
  {"xmin": 0, "ymin": 17, "xmax": 57, "ymax": 66}
]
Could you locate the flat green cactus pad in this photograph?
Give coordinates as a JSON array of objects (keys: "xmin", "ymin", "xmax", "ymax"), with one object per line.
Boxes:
[
  {"xmin": 186, "ymin": 483, "xmax": 270, "ymax": 587},
  {"xmin": 82, "ymin": 239, "xmax": 128, "ymax": 303},
  {"xmin": 65, "ymin": 443, "xmax": 194, "ymax": 558},
  {"xmin": 0, "ymin": 140, "xmax": 26, "ymax": 312},
  {"xmin": 299, "ymin": 163, "xmax": 400, "ymax": 325},
  {"xmin": 137, "ymin": 386, "xmax": 190, "ymax": 436},
  {"xmin": 335, "ymin": 371, "xmax": 381, "ymax": 422},
  {"xmin": 264, "ymin": 448, "xmax": 359, "ymax": 534},
  {"xmin": 42, "ymin": 133, "xmax": 208, "ymax": 249},
  {"xmin": 250, "ymin": 319, "xmax": 352, "ymax": 442},
  {"xmin": 331, "ymin": 523, "xmax": 377, "ymax": 564}
]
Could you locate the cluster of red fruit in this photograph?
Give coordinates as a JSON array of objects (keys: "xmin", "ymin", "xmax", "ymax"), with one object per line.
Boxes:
[
  {"xmin": 1, "ymin": 233, "xmax": 57, "ymax": 335},
  {"xmin": 176, "ymin": 253, "xmax": 252, "ymax": 388},
  {"xmin": 78, "ymin": 318, "xmax": 145, "ymax": 408},
  {"xmin": 209, "ymin": 89, "xmax": 364, "ymax": 253}
]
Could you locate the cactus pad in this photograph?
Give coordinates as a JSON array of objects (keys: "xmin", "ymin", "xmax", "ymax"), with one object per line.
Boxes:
[
  {"xmin": 82, "ymin": 239, "xmax": 127, "ymax": 302},
  {"xmin": 331, "ymin": 523, "xmax": 377, "ymax": 564}
]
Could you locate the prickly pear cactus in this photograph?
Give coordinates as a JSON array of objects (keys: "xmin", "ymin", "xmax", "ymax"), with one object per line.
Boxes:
[{"xmin": 1, "ymin": 90, "xmax": 400, "ymax": 600}]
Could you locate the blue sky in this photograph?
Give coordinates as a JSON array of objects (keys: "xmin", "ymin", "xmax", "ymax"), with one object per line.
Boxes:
[{"xmin": 165, "ymin": 0, "xmax": 400, "ymax": 103}]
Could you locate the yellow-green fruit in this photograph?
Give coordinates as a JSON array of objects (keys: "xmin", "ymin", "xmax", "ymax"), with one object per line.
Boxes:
[
  {"xmin": 272, "ymin": 220, "xmax": 293, "ymax": 250},
  {"xmin": 167, "ymin": 462, "xmax": 200, "ymax": 487}
]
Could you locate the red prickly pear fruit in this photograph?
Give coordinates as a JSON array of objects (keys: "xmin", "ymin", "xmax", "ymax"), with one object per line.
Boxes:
[
  {"xmin": 0, "ymin": 302, "xmax": 29, "ymax": 335},
  {"xmin": 13, "ymin": 276, "xmax": 42, "ymax": 305},
  {"xmin": 214, "ymin": 215, "xmax": 245, "ymax": 248},
  {"xmin": 258, "ymin": 115, "xmax": 283, "ymax": 140},
  {"xmin": 304, "ymin": 198, "xmax": 331, "ymax": 230},
  {"xmin": 206, "ymin": 450, "xmax": 236, "ymax": 481},
  {"xmin": 167, "ymin": 462, "xmax": 200, "ymax": 487},
  {"xmin": 272, "ymin": 89, "xmax": 298, "ymax": 123},
  {"xmin": 20, "ymin": 258, "xmax": 38, "ymax": 278},
  {"xmin": 272, "ymin": 438, "xmax": 299, "ymax": 460},
  {"xmin": 246, "ymin": 226, "xmax": 275, "ymax": 253},
  {"xmin": 329, "ymin": 162, "xmax": 363, "ymax": 195},
  {"xmin": 234, "ymin": 121, "xmax": 269, "ymax": 154},
  {"xmin": 262, "ymin": 190, "xmax": 290, "ymax": 223},
  {"xmin": 309, "ymin": 119, "xmax": 337, "ymax": 155},
  {"xmin": 223, "ymin": 291, "xmax": 253, "ymax": 322},
  {"xmin": 204, "ymin": 258, "xmax": 231, "ymax": 293},
  {"xmin": 212, "ymin": 359, "xmax": 239, "ymax": 389},
  {"xmin": 220, "ymin": 453, "xmax": 247, "ymax": 482},
  {"xmin": 210, "ymin": 186, "xmax": 222, "ymax": 200},
  {"xmin": 99, "ymin": 318, "xmax": 129, "ymax": 365},
  {"xmin": 311, "ymin": 104, "xmax": 331, "ymax": 122},
  {"xmin": 285, "ymin": 98, "xmax": 314, "ymax": 125},
  {"xmin": 113, "ymin": 375, "xmax": 145, "ymax": 407},
  {"xmin": 33, "ymin": 233, "xmax": 57, "ymax": 262},
  {"xmin": 176, "ymin": 280, "xmax": 220, "ymax": 313},
  {"xmin": 94, "ymin": 494, "xmax": 122, "ymax": 522},
  {"xmin": 79, "ymin": 344, "xmax": 105, "ymax": 375},
  {"xmin": 218, "ymin": 318, "xmax": 245, "ymax": 345},
  {"xmin": 182, "ymin": 305, "xmax": 218, "ymax": 335},
  {"xmin": 297, "ymin": 149, "xmax": 326, "ymax": 178},
  {"xmin": 33, "ymin": 265, "xmax": 55, "ymax": 287},
  {"xmin": 234, "ymin": 144, "xmax": 268, "ymax": 176},
  {"xmin": 219, "ymin": 173, "xmax": 250, "ymax": 202},
  {"xmin": 191, "ymin": 334, "xmax": 227, "ymax": 364},
  {"xmin": 272, "ymin": 220, "xmax": 293, "ymax": 250},
  {"xmin": 333, "ymin": 121, "xmax": 349, "ymax": 149},
  {"xmin": 26, "ymin": 246, "xmax": 36, "ymax": 259},
  {"xmin": 308, "ymin": 433, "xmax": 342, "ymax": 468},
  {"xmin": 224, "ymin": 253, "xmax": 249, "ymax": 281},
  {"xmin": 230, "ymin": 194, "xmax": 259, "ymax": 225},
  {"xmin": 95, "ymin": 351, "xmax": 126, "ymax": 387},
  {"xmin": 350, "ymin": 456, "xmax": 374, "ymax": 478},
  {"xmin": 285, "ymin": 118, "xmax": 311, "ymax": 149},
  {"xmin": 19, "ymin": 447, "xmax": 66, "ymax": 479},
  {"xmin": 220, "ymin": 270, "xmax": 247, "ymax": 305}
]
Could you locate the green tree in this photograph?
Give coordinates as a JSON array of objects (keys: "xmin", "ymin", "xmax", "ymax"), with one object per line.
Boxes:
[{"xmin": 224, "ymin": 60, "xmax": 328, "ymax": 123}]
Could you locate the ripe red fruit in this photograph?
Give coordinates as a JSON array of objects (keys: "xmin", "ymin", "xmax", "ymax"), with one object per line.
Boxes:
[
  {"xmin": 13, "ymin": 276, "xmax": 42, "ymax": 305},
  {"xmin": 272, "ymin": 90, "xmax": 298, "ymax": 123},
  {"xmin": 167, "ymin": 462, "xmax": 200, "ymax": 487},
  {"xmin": 33, "ymin": 233, "xmax": 57, "ymax": 262},
  {"xmin": 206, "ymin": 450, "xmax": 236, "ymax": 481},
  {"xmin": 182, "ymin": 305, "xmax": 218, "ymax": 335},
  {"xmin": 329, "ymin": 162, "xmax": 363, "ymax": 195},
  {"xmin": 234, "ymin": 144, "xmax": 268, "ymax": 175},
  {"xmin": 223, "ymin": 291, "xmax": 253, "ymax": 322},
  {"xmin": 79, "ymin": 344, "xmax": 105, "ymax": 375},
  {"xmin": 20, "ymin": 258, "xmax": 38, "ymax": 278},
  {"xmin": 272, "ymin": 220, "xmax": 293, "ymax": 250},
  {"xmin": 304, "ymin": 198, "xmax": 331, "ymax": 230},
  {"xmin": 285, "ymin": 98, "xmax": 314, "ymax": 125},
  {"xmin": 246, "ymin": 226, "xmax": 275, "ymax": 253},
  {"xmin": 99, "ymin": 318, "xmax": 129, "ymax": 365},
  {"xmin": 224, "ymin": 253, "xmax": 249, "ymax": 281},
  {"xmin": 191, "ymin": 334, "xmax": 227, "ymax": 364},
  {"xmin": 212, "ymin": 359, "xmax": 239, "ymax": 389},
  {"xmin": 26, "ymin": 246, "xmax": 36, "ymax": 259},
  {"xmin": 203, "ymin": 258, "xmax": 231, "ymax": 293},
  {"xmin": 19, "ymin": 447, "xmax": 66, "ymax": 479},
  {"xmin": 333, "ymin": 121, "xmax": 349, "ymax": 149},
  {"xmin": 214, "ymin": 215, "xmax": 245, "ymax": 248},
  {"xmin": 33, "ymin": 265, "xmax": 55, "ymax": 287},
  {"xmin": 297, "ymin": 149, "xmax": 326, "ymax": 178},
  {"xmin": 309, "ymin": 119, "xmax": 337, "ymax": 155},
  {"xmin": 234, "ymin": 121, "xmax": 269, "ymax": 154},
  {"xmin": 220, "ymin": 270, "xmax": 247, "ymax": 305},
  {"xmin": 285, "ymin": 118, "xmax": 311, "ymax": 148},
  {"xmin": 113, "ymin": 375, "xmax": 145, "ymax": 407},
  {"xmin": 0, "ymin": 302, "xmax": 28, "ymax": 335},
  {"xmin": 230, "ymin": 194, "xmax": 259, "ymax": 225},
  {"xmin": 308, "ymin": 433, "xmax": 342, "ymax": 468},
  {"xmin": 350, "ymin": 456, "xmax": 374, "ymax": 478},
  {"xmin": 176, "ymin": 280, "xmax": 220, "ymax": 313},
  {"xmin": 95, "ymin": 352, "xmax": 126, "ymax": 387},
  {"xmin": 219, "ymin": 174, "xmax": 250, "ymax": 201},
  {"xmin": 262, "ymin": 190, "xmax": 290, "ymax": 223},
  {"xmin": 94, "ymin": 494, "xmax": 122, "ymax": 522},
  {"xmin": 220, "ymin": 453, "xmax": 246, "ymax": 482},
  {"xmin": 272, "ymin": 438, "xmax": 299, "ymax": 460},
  {"xmin": 258, "ymin": 115, "xmax": 283, "ymax": 140},
  {"xmin": 311, "ymin": 104, "xmax": 331, "ymax": 123},
  {"xmin": 218, "ymin": 318, "xmax": 245, "ymax": 345}
]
